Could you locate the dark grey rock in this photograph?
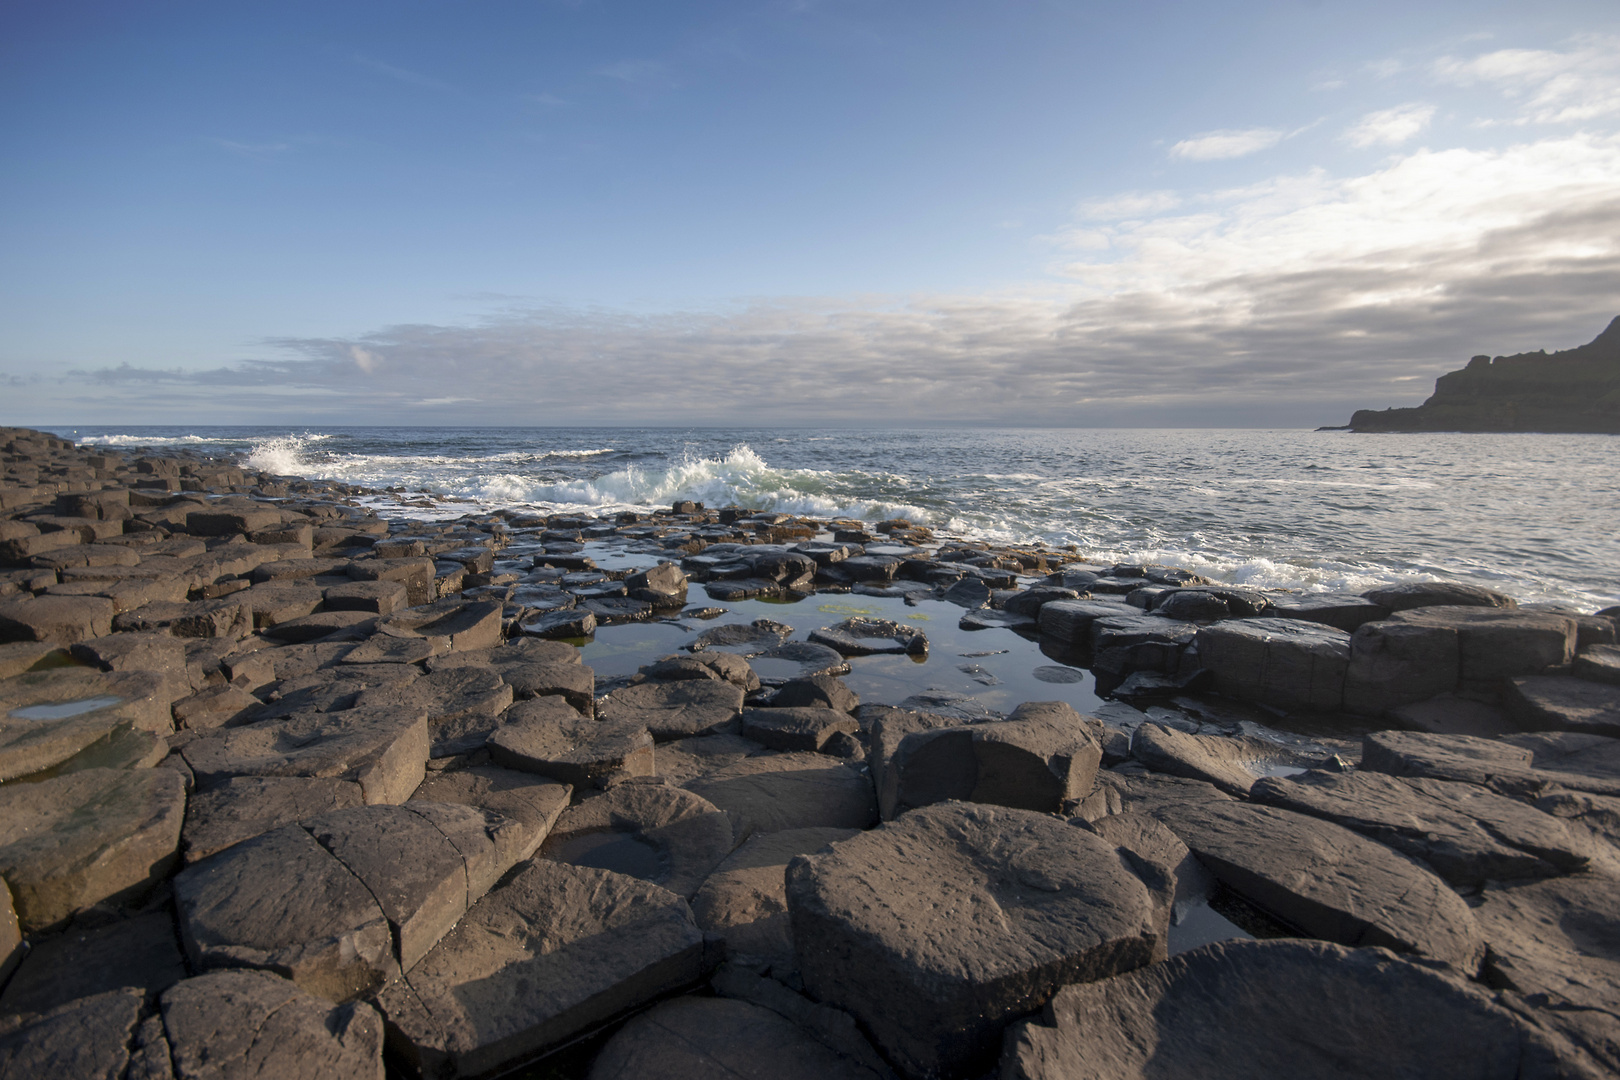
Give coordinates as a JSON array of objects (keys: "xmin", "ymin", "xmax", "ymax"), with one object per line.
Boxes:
[
  {"xmin": 0, "ymin": 910, "xmax": 186, "ymax": 1017},
  {"xmin": 488, "ymin": 705, "xmax": 653, "ymax": 789},
  {"xmin": 1388, "ymin": 607, "xmax": 1577, "ymax": 681},
  {"xmin": 685, "ymin": 752, "xmax": 877, "ymax": 833},
  {"xmin": 1363, "ymin": 581, "xmax": 1518, "ymax": 612},
  {"xmin": 691, "ymin": 826, "xmax": 861, "ymax": 967},
  {"xmin": 181, "ymin": 776, "xmax": 365, "ymax": 863},
  {"xmin": 741, "ymin": 707, "xmax": 860, "ymax": 753},
  {"xmin": 1269, "ymin": 592, "xmax": 1389, "ymax": 632},
  {"xmin": 1508, "ymin": 676, "xmax": 1620, "ymax": 737},
  {"xmin": 809, "ymin": 618, "xmax": 928, "ymax": 658},
  {"xmin": 1195, "ymin": 617, "xmax": 1350, "ymax": 712},
  {"xmin": 542, "ymin": 783, "xmax": 737, "ymax": 899},
  {"xmin": 885, "ymin": 714, "xmax": 1101, "ymax": 817},
  {"xmin": 1344, "ymin": 619, "xmax": 1461, "ymax": 715},
  {"xmin": 0, "ymin": 987, "xmax": 144, "ymax": 1079},
  {"xmin": 598, "ymin": 679, "xmax": 745, "ymax": 741}
]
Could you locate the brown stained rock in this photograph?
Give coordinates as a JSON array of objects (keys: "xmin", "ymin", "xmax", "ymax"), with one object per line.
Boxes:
[
  {"xmin": 410, "ymin": 764, "xmax": 571, "ymax": 851},
  {"xmin": 0, "ymin": 767, "xmax": 186, "ymax": 932},
  {"xmin": 0, "ymin": 641, "xmax": 60, "ymax": 679},
  {"xmin": 260, "ymin": 609, "xmax": 376, "ymax": 644},
  {"xmin": 653, "ymin": 732, "xmax": 770, "ymax": 786},
  {"xmin": 542, "ymin": 784, "xmax": 737, "ymax": 900},
  {"xmin": 239, "ymin": 581, "xmax": 325, "ymax": 628},
  {"xmin": 404, "ymin": 799, "xmax": 534, "ymax": 903},
  {"xmin": 1508, "ymin": 676, "xmax": 1620, "ymax": 738},
  {"xmin": 1194, "ymin": 617, "xmax": 1350, "ymax": 712},
  {"xmin": 0, "ymin": 668, "xmax": 174, "ymax": 781},
  {"xmin": 340, "ymin": 634, "xmax": 439, "ymax": 664},
  {"xmin": 375, "ymin": 597, "xmax": 503, "ymax": 654},
  {"xmin": 159, "ymin": 969, "xmax": 386, "ymax": 1080},
  {"xmin": 1476, "ymin": 873, "xmax": 1620, "ymax": 1023},
  {"xmin": 173, "ymin": 824, "xmax": 398, "ymax": 1003},
  {"xmin": 640, "ymin": 651, "xmax": 760, "ymax": 691},
  {"xmin": 1388, "ymin": 606, "xmax": 1577, "ymax": 681},
  {"xmin": 322, "ymin": 579, "xmax": 409, "ymax": 615},
  {"xmin": 1144, "ymin": 797, "xmax": 1486, "ymax": 971},
  {"xmin": 741, "ymin": 706, "xmax": 859, "ymax": 753},
  {"xmin": 0, "ymin": 909, "xmax": 187, "ymax": 1016},
  {"xmin": 685, "ymin": 751, "xmax": 878, "ymax": 833},
  {"xmin": 691, "ymin": 826, "xmax": 859, "ymax": 965},
  {"xmin": 598, "ymin": 679, "xmax": 745, "ymax": 740},
  {"xmin": 1001, "ymin": 939, "xmax": 1571, "ymax": 1080},
  {"xmin": 1251, "ymin": 768, "xmax": 1598, "ymax": 885},
  {"xmin": 0, "ymin": 881, "xmax": 19, "ymax": 989},
  {"xmin": 180, "ymin": 705, "xmax": 429, "ymax": 805},
  {"xmin": 0, "ymin": 594, "xmax": 117, "ymax": 646},
  {"xmin": 182, "ymin": 776, "xmax": 365, "ymax": 863},
  {"xmin": 786, "ymin": 801, "xmax": 1162, "ymax": 1080},
  {"xmin": 171, "ymin": 684, "xmax": 261, "ymax": 731},
  {"xmin": 487, "ymin": 707, "xmax": 653, "ymax": 789},
  {"xmin": 587, "ymin": 996, "xmax": 887, "ymax": 1080},
  {"xmin": 0, "ymin": 987, "xmax": 144, "ymax": 1079},
  {"xmin": 885, "ymin": 714, "xmax": 1101, "ymax": 818},
  {"xmin": 358, "ymin": 667, "xmax": 514, "ymax": 758},
  {"xmin": 305, "ymin": 804, "xmax": 475, "ymax": 972},
  {"xmin": 376, "ymin": 861, "xmax": 705, "ymax": 1080}
]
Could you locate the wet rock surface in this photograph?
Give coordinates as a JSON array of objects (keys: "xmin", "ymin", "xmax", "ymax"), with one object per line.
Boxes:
[{"xmin": 0, "ymin": 429, "xmax": 1615, "ymax": 1079}]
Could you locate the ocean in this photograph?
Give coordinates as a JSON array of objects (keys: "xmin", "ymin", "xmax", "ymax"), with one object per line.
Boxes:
[{"xmin": 49, "ymin": 425, "xmax": 1620, "ymax": 610}]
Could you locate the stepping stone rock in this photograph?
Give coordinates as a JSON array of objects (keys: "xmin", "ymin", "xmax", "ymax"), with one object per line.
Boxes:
[
  {"xmin": 587, "ymin": 996, "xmax": 887, "ymax": 1080},
  {"xmin": 1131, "ymin": 724, "xmax": 1304, "ymax": 797},
  {"xmin": 653, "ymin": 732, "xmax": 771, "ymax": 787},
  {"xmin": 1475, "ymin": 872, "xmax": 1620, "ymax": 1023},
  {"xmin": 181, "ymin": 705, "xmax": 429, "ymax": 805},
  {"xmin": 341, "ymin": 634, "xmax": 440, "ymax": 664},
  {"xmin": 182, "ymin": 775, "xmax": 365, "ymax": 863},
  {"xmin": 174, "ymin": 823, "xmax": 398, "ymax": 1002},
  {"xmin": 359, "ymin": 667, "xmax": 515, "ymax": 757},
  {"xmin": 0, "ymin": 909, "xmax": 187, "ymax": 1017},
  {"xmin": 517, "ymin": 607, "xmax": 596, "ymax": 639},
  {"xmin": 1037, "ymin": 599, "xmax": 1132, "ymax": 645},
  {"xmin": 1002, "ymin": 939, "xmax": 1569, "ymax": 1080},
  {"xmin": 1387, "ymin": 607, "xmax": 1576, "ymax": 681},
  {"xmin": 1390, "ymin": 692, "xmax": 1519, "ymax": 737},
  {"xmin": 375, "ymin": 597, "xmax": 504, "ymax": 653},
  {"xmin": 1363, "ymin": 581, "xmax": 1517, "ymax": 612},
  {"xmin": 0, "ymin": 987, "xmax": 145, "ymax": 1079},
  {"xmin": 377, "ymin": 861, "xmax": 705, "ymax": 1080},
  {"xmin": 0, "ymin": 667, "xmax": 173, "ymax": 781},
  {"xmin": 692, "ymin": 826, "xmax": 859, "ymax": 966},
  {"xmin": 749, "ymin": 642, "xmax": 851, "ymax": 686},
  {"xmin": 771, "ymin": 674, "xmax": 859, "ymax": 713},
  {"xmin": 742, "ymin": 706, "xmax": 860, "ymax": 753},
  {"xmin": 262, "ymin": 609, "xmax": 376, "ymax": 643},
  {"xmin": 1269, "ymin": 592, "xmax": 1389, "ymax": 632},
  {"xmin": 1363, "ymin": 730, "xmax": 1620, "ymax": 798},
  {"xmin": 1143, "ymin": 797, "xmax": 1486, "ymax": 971},
  {"xmin": 1344, "ymin": 618, "xmax": 1462, "ymax": 715},
  {"xmin": 0, "ymin": 766, "xmax": 186, "ymax": 932},
  {"xmin": 1195, "ymin": 617, "xmax": 1350, "ymax": 712},
  {"xmin": 786, "ymin": 801, "xmax": 1162, "ymax": 1080},
  {"xmin": 885, "ymin": 714, "xmax": 1101, "ymax": 818},
  {"xmin": 0, "ymin": 594, "xmax": 117, "ymax": 646},
  {"xmin": 410, "ymin": 764, "xmax": 571, "ymax": 845},
  {"xmin": 1251, "ymin": 769, "xmax": 1598, "ymax": 885},
  {"xmin": 488, "ymin": 706, "xmax": 654, "ymax": 789},
  {"xmin": 598, "ymin": 680, "xmax": 744, "ymax": 740},
  {"xmin": 686, "ymin": 752, "xmax": 878, "ymax": 833},
  {"xmin": 641, "ymin": 651, "xmax": 760, "ymax": 691},
  {"xmin": 685, "ymin": 619, "xmax": 794, "ymax": 656},
  {"xmin": 1574, "ymin": 644, "xmax": 1620, "ymax": 685},
  {"xmin": 1508, "ymin": 676, "xmax": 1620, "ymax": 737},
  {"xmin": 809, "ymin": 617, "xmax": 928, "ymax": 658},
  {"xmin": 323, "ymin": 578, "xmax": 409, "ymax": 615},
  {"xmin": 155, "ymin": 968, "xmax": 385, "ymax": 1080},
  {"xmin": 542, "ymin": 783, "xmax": 737, "ymax": 899}
]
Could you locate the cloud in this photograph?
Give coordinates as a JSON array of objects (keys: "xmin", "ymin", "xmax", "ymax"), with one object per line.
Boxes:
[
  {"xmin": 353, "ymin": 54, "xmax": 459, "ymax": 95},
  {"xmin": 1343, "ymin": 103, "xmax": 1436, "ymax": 148},
  {"xmin": 1078, "ymin": 191, "xmax": 1182, "ymax": 220},
  {"xmin": 1435, "ymin": 35, "xmax": 1620, "ymax": 124},
  {"xmin": 1169, "ymin": 128, "xmax": 1286, "ymax": 161}
]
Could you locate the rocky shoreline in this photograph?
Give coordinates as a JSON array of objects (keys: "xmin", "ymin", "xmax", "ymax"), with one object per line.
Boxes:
[{"xmin": 0, "ymin": 424, "xmax": 1617, "ymax": 1079}]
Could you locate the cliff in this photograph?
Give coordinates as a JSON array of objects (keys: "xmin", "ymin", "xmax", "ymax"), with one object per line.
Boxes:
[{"xmin": 1345, "ymin": 315, "xmax": 1620, "ymax": 433}]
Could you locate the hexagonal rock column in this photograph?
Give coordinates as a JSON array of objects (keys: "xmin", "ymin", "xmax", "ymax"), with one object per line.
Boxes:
[
  {"xmin": 1195, "ymin": 617, "xmax": 1351, "ymax": 712},
  {"xmin": 884, "ymin": 714, "xmax": 1101, "ymax": 819},
  {"xmin": 684, "ymin": 751, "xmax": 878, "ymax": 833},
  {"xmin": 785, "ymin": 801, "xmax": 1162, "ymax": 1080},
  {"xmin": 377, "ymin": 861, "xmax": 705, "ymax": 1080},
  {"xmin": 0, "ymin": 987, "xmax": 145, "ymax": 1078},
  {"xmin": 153, "ymin": 969, "xmax": 386, "ymax": 1079},
  {"xmin": 375, "ymin": 598, "xmax": 504, "ymax": 654},
  {"xmin": 0, "ymin": 667, "xmax": 173, "ymax": 781},
  {"xmin": 597, "ymin": 680, "xmax": 745, "ymax": 740},
  {"xmin": 488, "ymin": 708, "xmax": 653, "ymax": 789},
  {"xmin": 0, "ymin": 766, "xmax": 186, "ymax": 932},
  {"xmin": 1001, "ymin": 939, "xmax": 1569, "ymax": 1080},
  {"xmin": 540, "ymin": 783, "xmax": 737, "ymax": 900}
]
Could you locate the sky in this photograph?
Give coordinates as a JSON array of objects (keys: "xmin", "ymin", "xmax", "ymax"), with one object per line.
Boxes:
[{"xmin": 2, "ymin": 0, "xmax": 1618, "ymax": 428}]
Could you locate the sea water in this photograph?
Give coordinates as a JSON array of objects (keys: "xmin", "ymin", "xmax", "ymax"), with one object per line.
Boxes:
[{"xmin": 56, "ymin": 425, "xmax": 1620, "ymax": 609}]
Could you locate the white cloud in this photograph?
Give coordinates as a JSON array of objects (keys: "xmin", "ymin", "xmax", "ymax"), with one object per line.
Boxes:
[
  {"xmin": 1435, "ymin": 35, "xmax": 1620, "ymax": 124},
  {"xmin": 1079, "ymin": 191, "xmax": 1182, "ymax": 220},
  {"xmin": 1343, "ymin": 103, "xmax": 1436, "ymax": 148},
  {"xmin": 1169, "ymin": 128, "xmax": 1285, "ymax": 161}
]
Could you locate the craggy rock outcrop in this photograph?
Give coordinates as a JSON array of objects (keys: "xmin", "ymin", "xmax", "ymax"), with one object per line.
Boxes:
[{"xmin": 1344, "ymin": 315, "xmax": 1620, "ymax": 433}]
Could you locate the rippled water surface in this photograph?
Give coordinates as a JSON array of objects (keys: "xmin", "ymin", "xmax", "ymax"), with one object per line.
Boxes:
[{"xmin": 53, "ymin": 425, "xmax": 1620, "ymax": 608}]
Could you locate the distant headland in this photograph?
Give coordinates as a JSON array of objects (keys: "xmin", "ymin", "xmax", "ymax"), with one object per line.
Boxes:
[{"xmin": 1331, "ymin": 315, "xmax": 1620, "ymax": 434}]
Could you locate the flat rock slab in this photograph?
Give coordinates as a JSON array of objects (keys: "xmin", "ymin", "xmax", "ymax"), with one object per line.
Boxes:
[
  {"xmin": 410, "ymin": 764, "xmax": 571, "ymax": 854},
  {"xmin": 1251, "ymin": 768, "xmax": 1597, "ymax": 885},
  {"xmin": 0, "ymin": 766, "xmax": 186, "ymax": 932},
  {"xmin": 786, "ymin": 801, "xmax": 1161, "ymax": 1080},
  {"xmin": 741, "ymin": 706, "xmax": 859, "ymax": 752},
  {"xmin": 654, "ymin": 733, "xmax": 772, "ymax": 787},
  {"xmin": 488, "ymin": 706, "xmax": 653, "ymax": 789},
  {"xmin": 1388, "ymin": 607, "xmax": 1576, "ymax": 680},
  {"xmin": 175, "ymin": 822, "xmax": 398, "ymax": 1002},
  {"xmin": 181, "ymin": 775, "xmax": 365, "ymax": 863},
  {"xmin": 155, "ymin": 968, "xmax": 386, "ymax": 1079},
  {"xmin": 0, "ymin": 594, "xmax": 117, "ymax": 645},
  {"xmin": 181, "ymin": 705, "xmax": 429, "ymax": 805},
  {"xmin": 886, "ymin": 715, "xmax": 1102, "ymax": 820},
  {"xmin": 377, "ymin": 861, "xmax": 705, "ymax": 1080},
  {"xmin": 1574, "ymin": 644, "xmax": 1620, "ymax": 685},
  {"xmin": 1130, "ymin": 723, "xmax": 1284, "ymax": 796},
  {"xmin": 685, "ymin": 752, "xmax": 878, "ymax": 833},
  {"xmin": 0, "ymin": 986, "xmax": 145, "ymax": 1079},
  {"xmin": 588, "ymin": 996, "xmax": 887, "ymax": 1080},
  {"xmin": 0, "ymin": 909, "xmax": 187, "ymax": 1017},
  {"xmin": 1144, "ymin": 797, "xmax": 1486, "ymax": 971},
  {"xmin": 1476, "ymin": 872, "xmax": 1620, "ymax": 1022},
  {"xmin": 542, "ymin": 783, "xmax": 737, "ymax": 899},
  {"xmin": 748, "ymin": 642, "xmax": 851, "ymax": 685},
  {"xmin": 376, "ymin": 598, "xmax": 504, "ymax": 653},
  {"xmin": 1362, "ymin": 730, "xmax": 1620, "ymax": 798},
  {"xmin": 359, "ymin": 667, "xmax": 515, "ymax": 757},
  {"xmin": 0, "ymin": 667, "xmax": 172, "ymax": 781},
  {"xmin": 1195, "ymin": 617, "xmax": 1350, "ymax": 712},
  {"xmin": 1002, "ymin": 939, "xmax": 1569, "ymax": 1080},
  {"xmin": 597, "ymin": 680, "xmax": 744, "ymax": 740},
  {"xmin": 685, "ymin": 620, "xmax": 794, "ymax": 656},
  {"xmin": 1363, "ymin": 581, "xmax": 1516, "ymax": 612},
  {"xmin": 1508, "ymin": 676, "xmax": 1620, "ymax": 738},
  {"xmin": 809, "ymin": 617, "xmax": 928, "ymax": 657},
  {"xmin": 692, "ymin": 826, "xmax": 860, "ymax": 965}
]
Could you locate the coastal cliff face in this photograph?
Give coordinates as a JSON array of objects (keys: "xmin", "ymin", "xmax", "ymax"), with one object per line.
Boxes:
[{"xmin": 1348, "ymin": 315, "xmax": 1620, "ymax": 433}]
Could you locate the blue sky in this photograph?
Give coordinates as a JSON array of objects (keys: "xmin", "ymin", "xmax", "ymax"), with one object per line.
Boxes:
[{"xmin": 3, "ymin": 0, "xmax": 1618, "ymax": 426}]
